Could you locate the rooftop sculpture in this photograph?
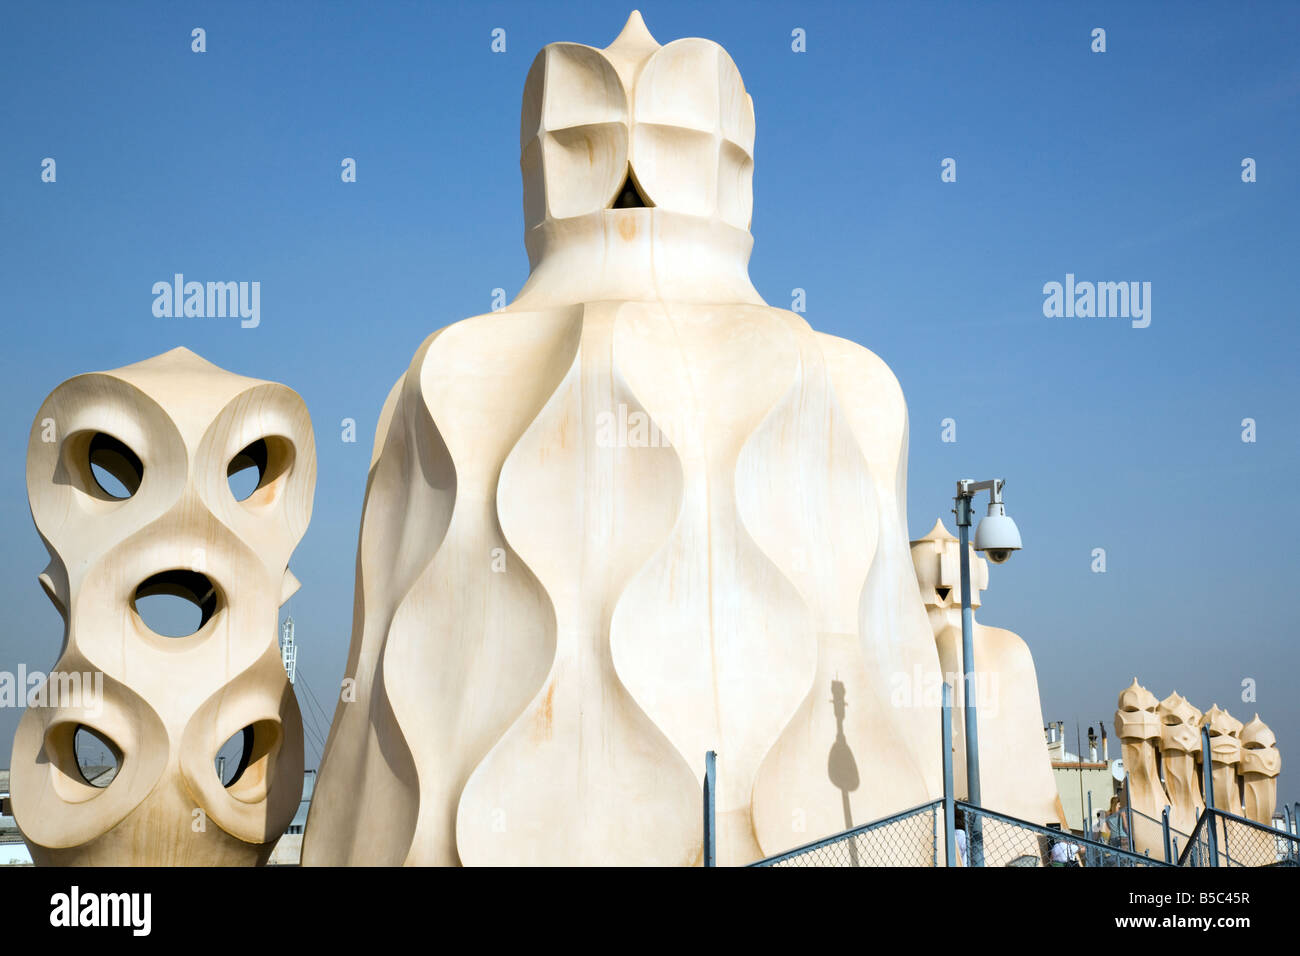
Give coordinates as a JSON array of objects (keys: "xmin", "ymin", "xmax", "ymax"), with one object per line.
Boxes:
[
  {"xmin": 1117, "ymin": 685, "xmax": 1283, "ymax": 860},
  {"xmin": 910, "ymin": 520, "xmax": 1065, "ymax": 829},
  {"xmin": 1156, "ymin": 691, "xmax": 1204, "ymax": 838},
  {"xmin": 304, "ymin": 12, "xmax": 947, "ymax": 866},
  {"xmin": 11, "ymin": 348, "xmax": 313, "ymax": 865}
]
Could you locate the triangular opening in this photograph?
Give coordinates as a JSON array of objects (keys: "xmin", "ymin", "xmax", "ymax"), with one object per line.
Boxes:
[{"xmin": 611, "ymin": 166, "xmax": 652, "ymax": 209}]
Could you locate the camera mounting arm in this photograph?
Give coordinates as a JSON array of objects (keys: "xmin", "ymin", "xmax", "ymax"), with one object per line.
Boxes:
[{"xmin": 954, "ymin": 478, "xmax": 1005, "ymax": 522}]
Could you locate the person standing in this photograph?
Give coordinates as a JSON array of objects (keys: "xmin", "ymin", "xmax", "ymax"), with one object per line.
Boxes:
[{"xmin": 1104, "ymin": 796, "xmax": 1128, "ymax": 851}]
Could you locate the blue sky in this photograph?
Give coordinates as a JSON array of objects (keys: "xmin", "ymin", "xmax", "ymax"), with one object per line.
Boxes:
[{"xmin": 2, "ymin": 1, "xmax": 1298, "ymax": 811}]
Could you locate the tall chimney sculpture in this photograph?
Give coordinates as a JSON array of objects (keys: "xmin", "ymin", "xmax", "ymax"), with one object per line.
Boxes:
[
  {"xmin": 1239, "ymin": 714, "xmax": 1281, "ymax": 826},
  {"xmin": 1115, "ymin": 678, "xmax": 1171, "ymax": 857},
  {"xmin": 1156, "ymin": 691, "xmax": 1204, "ymax": 840},
  {"xmin": 1117, "ymin": 682, "xmax": 1285, "ymax": 865},
  {"xmin": 1200, "ymin": 705, "xmax": 1245, "ymax": 817},
  {"xmin": 304, "ymin": 12, "xmax": 945, "ymax": 866}
]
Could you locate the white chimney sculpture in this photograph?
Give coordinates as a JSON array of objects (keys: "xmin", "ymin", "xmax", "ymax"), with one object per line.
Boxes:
[{"xmin": 304, "ymin": 12, "xmax": 945, "ymax": 866}]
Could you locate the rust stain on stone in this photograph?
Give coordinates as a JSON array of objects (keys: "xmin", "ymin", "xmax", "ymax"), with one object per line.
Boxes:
[{"xmin": 534, "ymin": 680, "xmax": 555, "ymax": 740}]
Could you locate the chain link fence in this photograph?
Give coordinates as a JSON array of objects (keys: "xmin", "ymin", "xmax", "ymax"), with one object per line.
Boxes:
[
  {"xmin": 752, "ymin": 799, "xmax": 1169, "ymax": 867},
  {"xmin": 752, "ymin": 800, "xmax": 944, "ymax": 867},
  {"xmin": 1178, "ymin": 809, "xmax": 1300, "ymax": 867},
  {"xmin": 955, "ymin": 803, "xmax": 1169, "ymax": 867},
  {"xmin": 751, "ymin": 799, "xmax": 1299, "ymax": 868}
]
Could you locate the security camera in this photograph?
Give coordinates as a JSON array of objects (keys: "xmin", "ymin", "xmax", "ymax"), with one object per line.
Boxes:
[{"xmin": 973, "ymin": 500, "xmax": 1021, "ymax": 564}]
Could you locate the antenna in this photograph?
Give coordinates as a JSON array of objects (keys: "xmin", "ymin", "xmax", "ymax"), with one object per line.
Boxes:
[
  {"xmin": 1075, "ymin": 718, "xmax": 1085, "ymax": 833},
  {"xmin": 280, "ymin": 617, "xmax": 297, "ymax": 685}
]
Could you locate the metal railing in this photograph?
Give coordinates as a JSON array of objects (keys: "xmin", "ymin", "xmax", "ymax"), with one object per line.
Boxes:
[
  {"xmin": 1178, "ymin": 808, "xmax": 1300, "ymax": 867},
  {"xmin": 955, "ymin": 801, "xmax": 1171, "ymax": 867},
  {"xmin": 751, "ymin": 799, "xmax": 944, "ymax": 867},
  {"xmin": 734, "ymin": 699, "xmax": 1296, "ymax": 868},
  {"xmin": 750, "ymin": 683, "xmax": 1165, "ymax": 868},
  {"xmin": 1124, "ymin": 805, "xmax": 1194, "ymax": 863},
  {"xmin": 746, "ymin": 796, "xmax": 1300, "ymax": 868},
  {"xmin": 750, "ymin": 799, "xmax": 1172, "ymax": 867}
]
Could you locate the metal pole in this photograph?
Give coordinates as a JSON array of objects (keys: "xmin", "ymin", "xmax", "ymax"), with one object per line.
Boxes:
[
  {"xmin": 703, "ymin": 750, "xmax": 716, "ymax": 868},
  {"xmin": 942, "ymin": 682, "xmax": 956, "ymax": 867},
  {"xmin": 1076, "ymin": 722, "xmax": 1086, "ymax": 833},
  {"xmin": 1125, "ymin": 772, "xmax": 1135, "ymax": 855},
  {"xmin": 1201, "ymin": 726, "xmax": 1218, "ymax": 866},
  {"xmin": 932, "ymin": 803, "xmax": 938, "ymax": 868},
  {"xmin": 1201, "ymin": 727, "xmax": 1216, "ymax": 811},
  {"xmin": 1162, "ymin": 806, "xmax": 1173, "ymax": 863},
  {"xmin": 955, "ymin": 490, "xmax": 983, "ymax": 867},
  {"xmin": 1086, "ymin": 789, "xmax": 1096, "ymax": 867}
]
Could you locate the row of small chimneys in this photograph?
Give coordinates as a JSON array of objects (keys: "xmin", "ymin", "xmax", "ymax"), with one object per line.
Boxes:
[{"xmin": 1043, "ymin": 720, "xmax": 1110, "ymax": 762}]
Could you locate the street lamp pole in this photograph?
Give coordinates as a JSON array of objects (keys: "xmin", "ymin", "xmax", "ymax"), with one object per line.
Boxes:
[
  {"xmin": 954, "ymin": 488, "xmax": 981, "ymax": 809},
  {"xmin": 952, "ymin": 477, "xmax": 1021, "ymax": 867}
]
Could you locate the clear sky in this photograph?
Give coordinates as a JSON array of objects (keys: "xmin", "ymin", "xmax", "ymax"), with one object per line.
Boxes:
[{"xmin": 2, "ymin": 2, "xmax": 1298, "ymax": 813}]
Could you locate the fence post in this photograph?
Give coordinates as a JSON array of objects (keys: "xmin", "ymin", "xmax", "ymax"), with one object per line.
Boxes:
[
  {"xmin": 1124, "ymin": 772, "xmax": 1135, "ymax": 855},
  {"xmin": 1161, "ymin": 806, "xmax": 1173, "ymax": 863},
  {"xmin": 703, "ymin": 750, "xmax": 716, "ymax": 868},
  {"xmin": 956, "ymin": 497, "xmax": 983, "ymax": 871},
  {"xmin": 1201, "ymin": 726, "xmax": 1218, "ymax": 867},
  {"xmin": 942, "ymin": 682, "xmax": 956, "ymax": 867},
  {"xmin": 1291, "ymin": 806, "xmax": 1300, "ymax": 863},
  {"xmin": 932, "ymin": 803, "xmax": 938, "ymax": 868}
]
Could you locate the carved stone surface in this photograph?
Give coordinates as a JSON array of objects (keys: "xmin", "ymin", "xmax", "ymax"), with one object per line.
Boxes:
[
  {"xmin": 1156, "ymin": 691, "xmax": 1204, "ymax": 838},
  {"xmin": 1200, "ymin": 704, "xmax": 1245, "ymax": 818},
  {"xmin": 304, "ymin": 12, "xmax": 944, "ymax": 866},
  {"xmin": 1119, "ymin": 682, "xmax": 1285, "ymax": 862},
  {"xmin": 1115, "ymin": 678, "xmax": 1172, "ymax": 857},
  {"xmin": 11, "ymin": 347, "xmax": 312, "ymax": 865},
  {"xmin": 1239, "ymin": 713, "xmax": 1280, "ymax": 826}
]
